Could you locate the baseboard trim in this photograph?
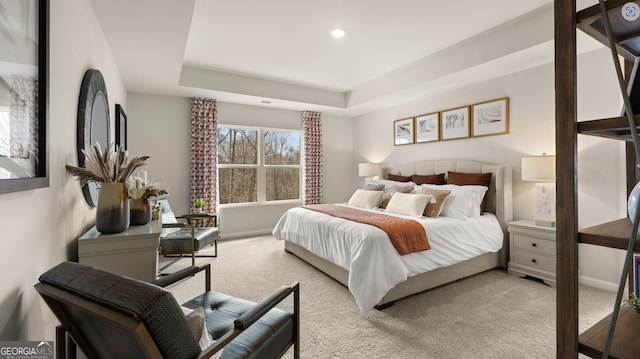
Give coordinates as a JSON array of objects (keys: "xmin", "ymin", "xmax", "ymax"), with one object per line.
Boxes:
[
  {"xmin": 580, "ymin": 275, "xmax": 619, "ymax": 293},
  {"xmin": 221, "ymin": 229, "xmax": 273, "ymax": 240}
]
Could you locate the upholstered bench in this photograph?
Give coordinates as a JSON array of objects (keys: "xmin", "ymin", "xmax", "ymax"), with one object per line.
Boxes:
[{"xmin": 35, "ymin": 261, "xmax": 299, "ymax": 359}]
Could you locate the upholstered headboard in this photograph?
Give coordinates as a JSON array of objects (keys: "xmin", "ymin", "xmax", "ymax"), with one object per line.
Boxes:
[{"xmin": 382, "ymin": 160, "xmax": 513, "ymax": 267}]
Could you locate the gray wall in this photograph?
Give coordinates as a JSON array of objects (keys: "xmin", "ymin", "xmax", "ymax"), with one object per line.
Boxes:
[
  {"xmin": 0, "ymin": 0, "xmax": 127, "ymax": 341},
  {"xmin": 127, "ymin": 94, "xmax": 354, "ymax": 238}
]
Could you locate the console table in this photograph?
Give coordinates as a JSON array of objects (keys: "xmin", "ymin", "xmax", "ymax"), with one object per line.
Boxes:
[{"xmin": 78, "ymin": 220, "xmax": 162, "ymax": 281}]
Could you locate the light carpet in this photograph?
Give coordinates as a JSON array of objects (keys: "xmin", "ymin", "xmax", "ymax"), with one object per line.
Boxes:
[{"xmin": 161, "ymin": 236, "xmax": 616, "ymax": 359}]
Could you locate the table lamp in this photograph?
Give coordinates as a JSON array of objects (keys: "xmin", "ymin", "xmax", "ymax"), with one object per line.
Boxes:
[
  {"xmin": 358, "ymin": 162, "xmax": 380, "ymax": 183},
  {"xmin": 522, "ymin": 154, "xmax": 556, "ymax": 227}
]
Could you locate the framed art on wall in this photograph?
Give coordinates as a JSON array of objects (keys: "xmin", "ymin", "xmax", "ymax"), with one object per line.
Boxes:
[
  {"xmin": 393, "ymin": 117, "xmax": 414, "ymax": 145},
  {"xmin": 471, "ymin": 97, "xmax": 509, "ymax": 137},
  {"xmin": 115, "ymin": 104, "xmax": 127, "ymax": 150},
  {"xmin": 441, "ymin": 106, "xmax": 469, "ymax": 140},
  {"xmin": 415, "ymin": 112, "xmax": 439, "ymax": 143},
  {"xmin": 0, "ymin": 0, "xmax": 50, "ymax": 194}
]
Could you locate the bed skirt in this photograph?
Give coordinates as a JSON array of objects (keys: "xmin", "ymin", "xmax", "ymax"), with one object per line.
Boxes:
[{"xmin": 284, "ymin": 241, "xmax": 500, "ymax": 308}]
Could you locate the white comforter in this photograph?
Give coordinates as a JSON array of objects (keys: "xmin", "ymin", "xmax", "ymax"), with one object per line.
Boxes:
[{"xmin": 272, "ymin": 204, "xmax": 504, "ymax": 313}]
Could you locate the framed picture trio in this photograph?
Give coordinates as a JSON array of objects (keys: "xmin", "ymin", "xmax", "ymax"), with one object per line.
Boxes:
[{"xmin": 393, "ymin": 97, "xmax": 509, "ymax": 146}]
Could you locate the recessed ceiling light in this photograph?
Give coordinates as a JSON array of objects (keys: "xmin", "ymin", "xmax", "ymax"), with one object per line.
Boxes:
[{"xmin": 330, "ymin": 27, "xmax": 346, "ymax": 39}]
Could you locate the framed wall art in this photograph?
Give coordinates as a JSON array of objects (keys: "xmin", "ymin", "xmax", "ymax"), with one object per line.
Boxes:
[
  {"xmin": 415, "ymin": 112, "xmax": 440, "ymax": 143},
  {"xmin": 0, "ymin": 0, "xmax": 50, "ymax": 194},
  {"xmin": 393, "ymin": 117, "xmax": 414, "ymax": 145},
  {"xmin": 115, "ymin": 104, "xmax": 127, "ymax": 150},
  {"xmin": 471, "ymin": 97, "xmax": 509, "ymax": 137},
  {"xmin": 441, "ymin": 106, "xmax": 469, "ymax": 140}
]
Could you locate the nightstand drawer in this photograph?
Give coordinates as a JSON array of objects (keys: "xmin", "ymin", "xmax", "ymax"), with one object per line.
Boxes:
[
  {"xmin": 513, "ymin": 249, "xmax": 555, "ymax": 272},
  {"xmin": 512, "ymin": 234, "xmax": 555, "ymax": 256}
]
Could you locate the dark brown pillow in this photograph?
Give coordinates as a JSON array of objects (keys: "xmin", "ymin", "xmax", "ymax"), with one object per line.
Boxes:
[
  {"xmin": 447, "ymin": 171, "xmax": 492, "ymax": 187},
  {"xmin": 411, "ymin": 173, "xmax": 445, "ymax": 185},
  {"xmin": 447, "ymin": 171, "xmax": 492, "ymax": 213},
  {"xmin": 387, "ymin": 173, "xmax": 412, "ymax": 182}
]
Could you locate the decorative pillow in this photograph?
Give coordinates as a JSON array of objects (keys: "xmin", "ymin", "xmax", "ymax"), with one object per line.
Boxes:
[
  {"xmin": 411, "ymin": 173, "xmax": 445, "ymax": 185},
  {"xmin": 433, "ymin": 185, "xmax": 488, "ymax": 218},
  {"xmin": 385, "ymin": 192, "xmax": 435, "ymax": 218},
  {"xmin": 379, "ymin": 185, "xmax": 413, "ymax": 209},
  {"xmin": 447, "ymin": 171, "xmax": 492, "ymax": 186},
  {"xmin": 363, "ymin": 183, "xmax": 385, "ymax": 191},
  {"xmin": 160, "ymin": 199, "xmax": 178, "ymax": 224},
  {"xmin": 387, "ymin": 173, "xmax": 412, "ymax": 182},
  {"xmin": 347, "ymin": 189, "xmax": 384, "ymax": 209},
  {"xmin": 183, "ymin": 307, "xmax": 211, "ymax": 351},
  {"xmin": 447, "ymin": 171, "xmax": 492, "ymax": 212},
  {"xmin": 413, "ymin": 187, "xmax": 451, "ymax": 218}
]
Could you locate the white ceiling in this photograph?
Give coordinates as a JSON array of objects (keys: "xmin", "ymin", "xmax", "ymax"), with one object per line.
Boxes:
[{"xmin": 89, "ymin": 0, "xmax": 603, "ymax": 117}]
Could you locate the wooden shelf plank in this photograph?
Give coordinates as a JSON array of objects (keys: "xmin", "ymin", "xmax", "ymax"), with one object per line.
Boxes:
[
  {"xmin": 578, "ymin": 218, "xmax": 640, "ymax": 252},
  {"xmin": 577, "ymin": 0, "xmax": 640, "ymax": 61},
  {"xmin": 577, "ymin": 115, "xmax": 640, "ymax": 142},
  {"xmin": 579, "ymin": 304, "xmax": 640, "ymax": 359}
]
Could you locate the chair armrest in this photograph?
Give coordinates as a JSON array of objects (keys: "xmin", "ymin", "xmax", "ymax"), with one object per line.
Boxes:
[
  {"xmin": 162, "ymin": 223, "xmax": 187, "ymax": 228},
  {"xmin": 151, "ymin": 263, "xmax": 210, "ymax": 291},
  {"xmin": 197, "ymin": 282, "xmax": 300, "ymax": 359},
  {"xmin": 234, "ymin": 282, "xmax": 299, "ymax": 330}
]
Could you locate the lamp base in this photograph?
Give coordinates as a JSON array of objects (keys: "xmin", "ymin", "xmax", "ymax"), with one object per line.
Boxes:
[
  {"xmin": 535, "ymin": 219, "xmax": 556, "ymax": 227},
  {"xmin": 534, "ymin": 182, "xmax": 556, "ymax": 228}
]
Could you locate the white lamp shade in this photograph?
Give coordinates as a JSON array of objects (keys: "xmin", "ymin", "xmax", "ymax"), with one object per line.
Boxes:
[
  {"xmin": 358, "ymin": 162, "xmax": 379, "ymax": 177},
  {"xmin": 522, "ymin": 155, "xmax": 556, "ymax": 181}
]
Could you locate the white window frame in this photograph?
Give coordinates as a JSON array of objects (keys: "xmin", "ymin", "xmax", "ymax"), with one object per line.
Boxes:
[{"xmin": 218, "ymin": 124, "xmax": 302, "ymax": 207}]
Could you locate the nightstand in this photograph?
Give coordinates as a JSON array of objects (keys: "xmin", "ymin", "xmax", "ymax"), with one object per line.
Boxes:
[{"xmin": 507, "ymin": 220, "xmax": 556, "ymax": 287}]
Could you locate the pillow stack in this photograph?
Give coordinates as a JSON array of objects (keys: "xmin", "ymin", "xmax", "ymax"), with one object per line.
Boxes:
[{"xmin": 346, "ymin": 171, "xmax": 492, "ymax": 219}]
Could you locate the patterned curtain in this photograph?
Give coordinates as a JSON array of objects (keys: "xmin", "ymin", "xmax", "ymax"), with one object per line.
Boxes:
[
  {"xmin": 302, "ymin": 111, "xmax": 322, "ymax": 204},
  {"xmin": 190, "ymin": 98, "xmax": 218, "ymax": 217}
]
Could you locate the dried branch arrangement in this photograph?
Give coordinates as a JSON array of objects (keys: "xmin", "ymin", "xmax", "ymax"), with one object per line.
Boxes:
[
  {"xmin": 128, "ymin": 180, "xmax": 168, "ymax": 200},
  {"xmin": 65, "ymin": 143, "xmax": 149, "ymax": 185}
]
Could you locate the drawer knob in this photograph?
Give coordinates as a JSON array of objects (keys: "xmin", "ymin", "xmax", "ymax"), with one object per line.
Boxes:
[
  {"xmin": 532, "ymin": 258, "xmax": 537, "ymax": 264},
  {"xmin": 532, "ymin": 243, "xmax": 537, "ymax": 247}
]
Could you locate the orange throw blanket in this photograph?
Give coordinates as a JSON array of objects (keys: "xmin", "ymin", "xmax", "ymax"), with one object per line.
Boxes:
[{"xmin": 303, "ymin": 204, "xmax": 431, "ymax": 255}]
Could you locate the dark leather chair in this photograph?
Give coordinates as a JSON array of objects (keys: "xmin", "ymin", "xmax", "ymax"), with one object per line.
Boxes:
[
  {"xmin": 159, "ymin": 199, "xmax": 219, "ymax": 270},
  {"xmin": 35, "ymin": 261, "xmax": 299, "ymax": 359}
]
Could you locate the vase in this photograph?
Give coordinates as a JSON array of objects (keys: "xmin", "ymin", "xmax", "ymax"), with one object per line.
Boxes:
[
  {"xmin": 96, "ymin": 182, "xmax": 130, "ymax": 234},
  {"xmin": 130, "ymin": 198, "xmax": 152, "ymax": 225},
  {"xmin": 628, "ymin": 181, "xmax": 640, "ymax": 225}
]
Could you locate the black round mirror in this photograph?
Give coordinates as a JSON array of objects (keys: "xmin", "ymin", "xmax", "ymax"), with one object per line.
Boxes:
[{"xmin": 77, "ymin": 69, "xmax": 110, "ymax": 207}]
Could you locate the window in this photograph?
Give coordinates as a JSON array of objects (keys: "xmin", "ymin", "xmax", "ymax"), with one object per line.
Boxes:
[{"xmin": 218, "ymin": 125, "xmax": 301, "ymax": 205}]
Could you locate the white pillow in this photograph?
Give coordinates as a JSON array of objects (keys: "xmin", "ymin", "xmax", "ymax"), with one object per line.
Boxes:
[
  {"xmin": 183, "ymin": 307, "xmax": 211, "ymax": 350},
  {"xmin": 421, "ymin": 184, "xmax": 487, "ymax": 217},
  {"xmin": 385, "ymin": 192, "xmax": 435, "ymax": 217},
  {"xmin": 347, "ymin": 189, "xmax": 383, "ymax": 209}
]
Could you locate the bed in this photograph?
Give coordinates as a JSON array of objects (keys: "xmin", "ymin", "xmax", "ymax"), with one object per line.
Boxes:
[{"xmin": 273, "ymin": 159, "xmax": 513, "ymax": 313}]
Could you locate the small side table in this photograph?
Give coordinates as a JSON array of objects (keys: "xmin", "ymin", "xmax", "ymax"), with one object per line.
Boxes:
[
  {"xmin": 508, "ymin": 220, "xmax": 556, "ymax": 287},
  {"xmin": 178, "ymin": 212, "xmax": 217, "ymax": 227}
]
